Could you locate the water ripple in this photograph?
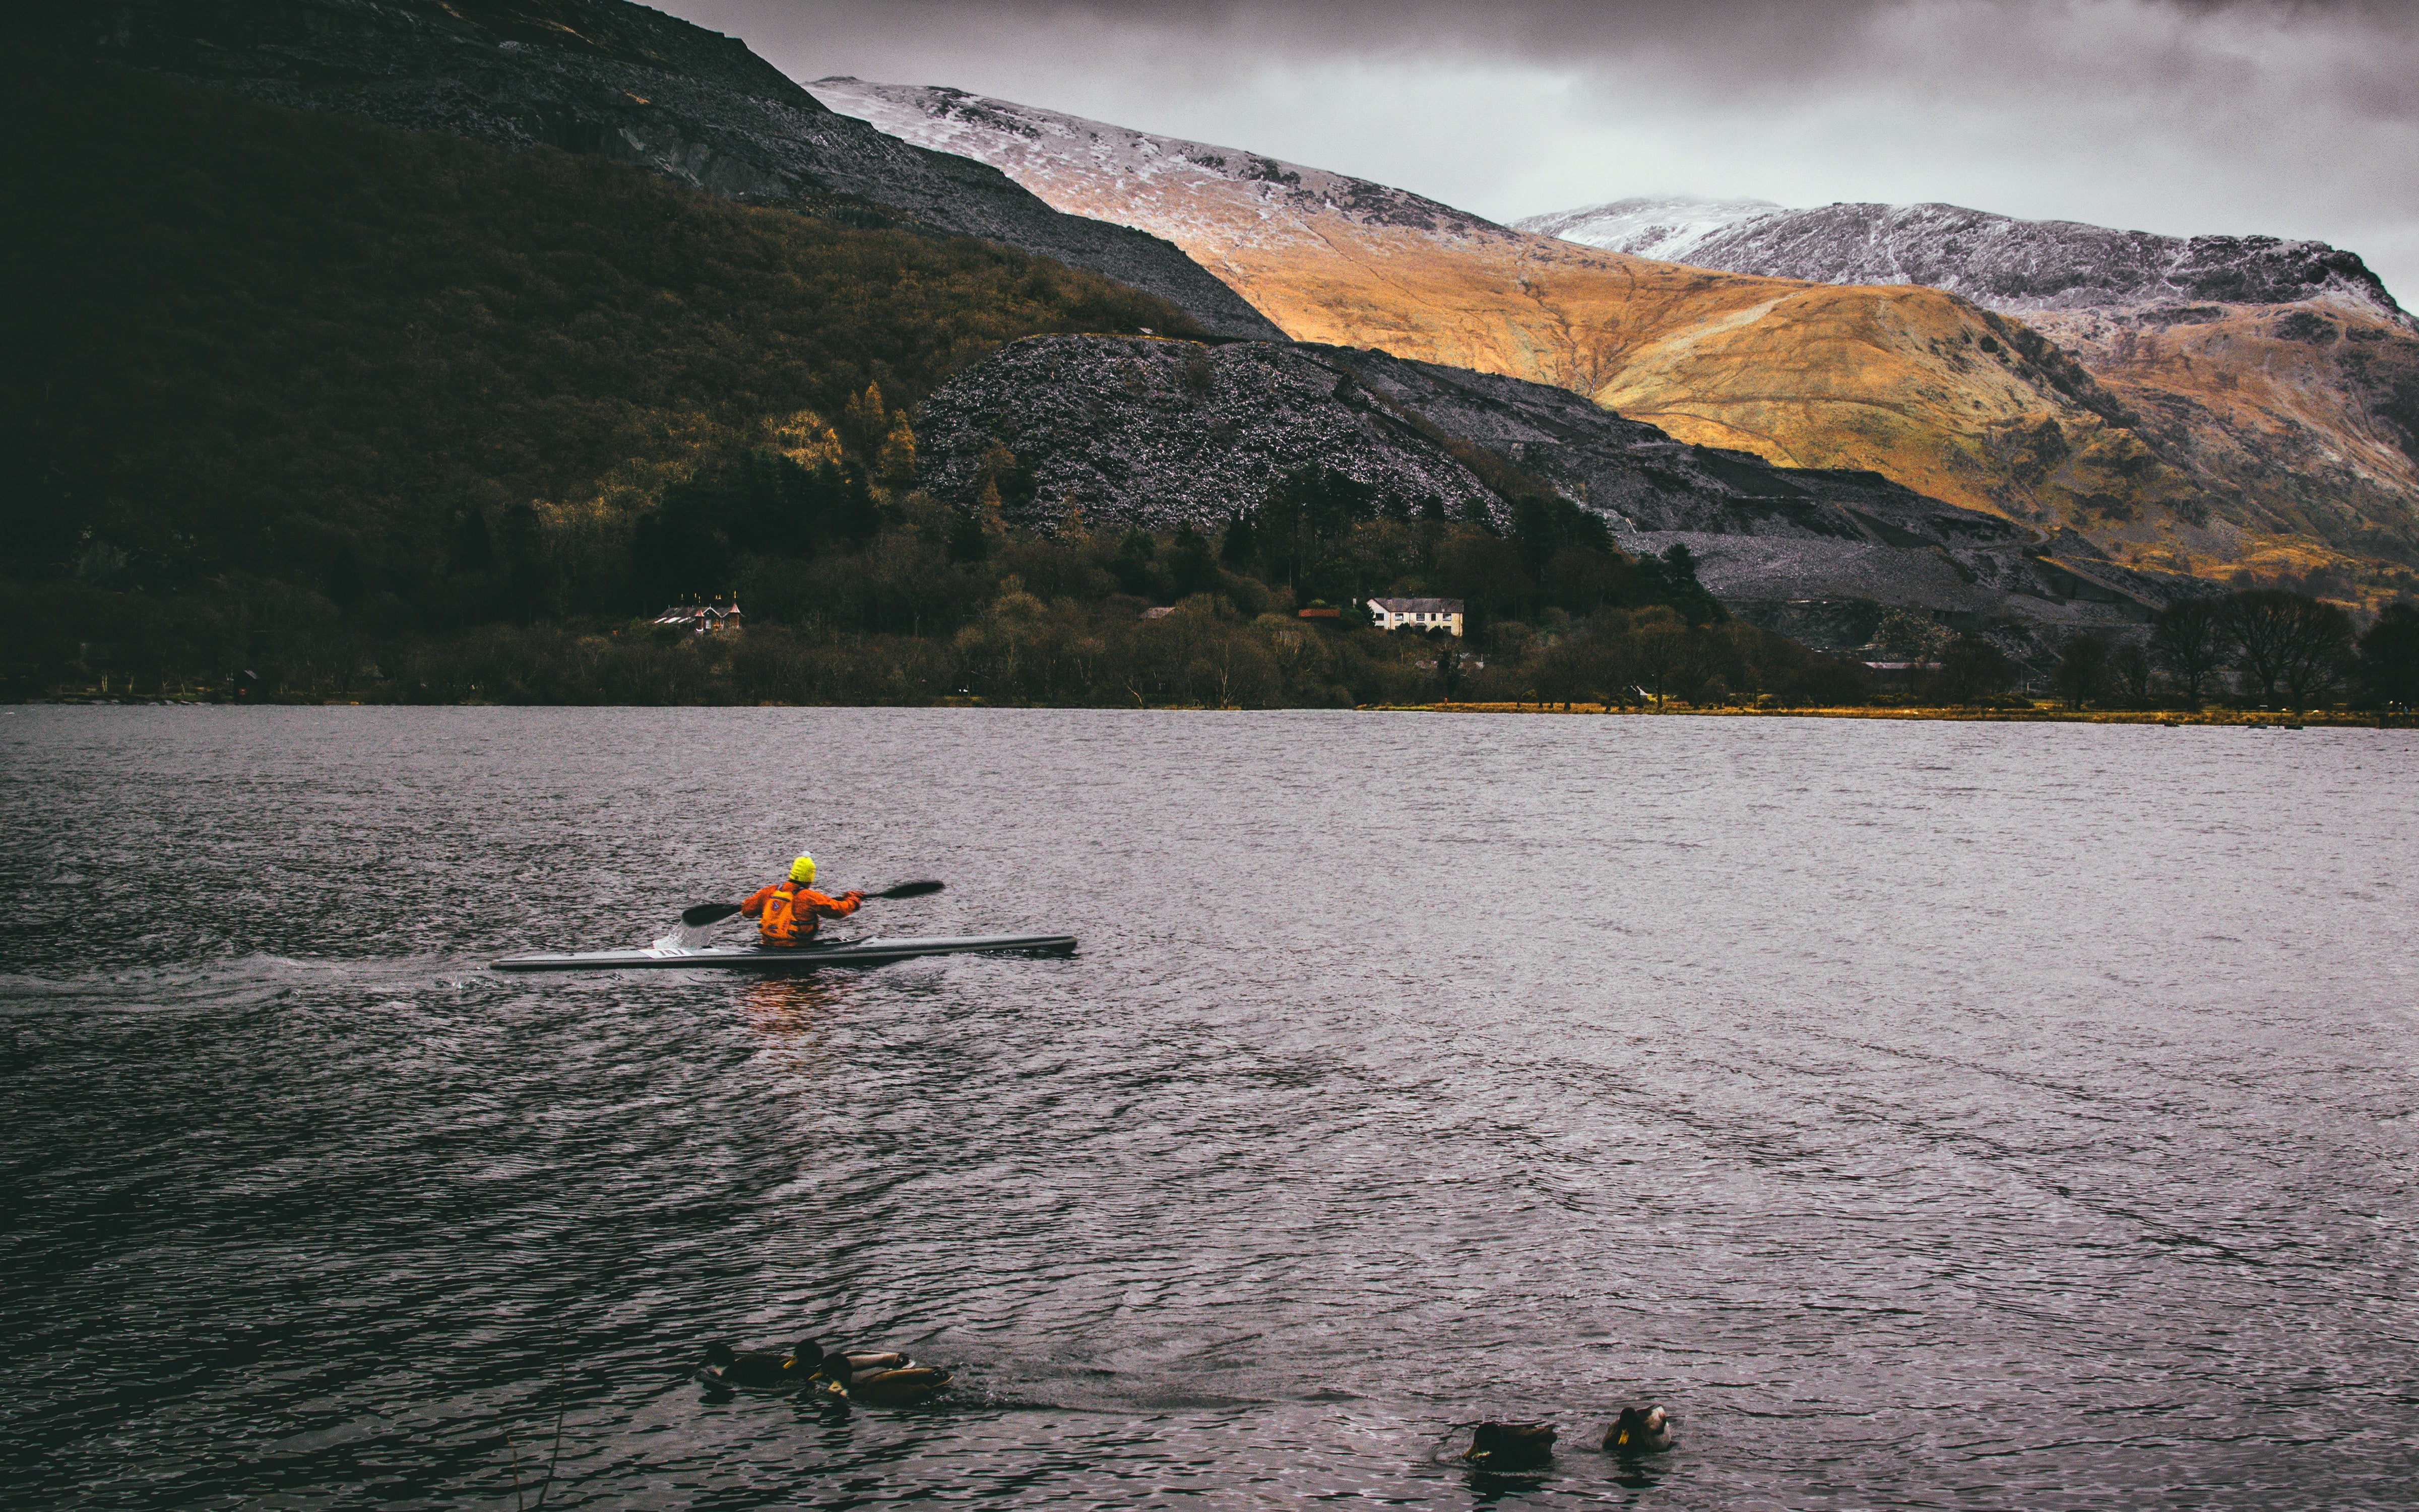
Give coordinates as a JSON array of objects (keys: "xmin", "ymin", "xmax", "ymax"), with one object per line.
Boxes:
[{"xmin": 3, "ymin": 706, "xmax": 2414, "ymax": 1508}]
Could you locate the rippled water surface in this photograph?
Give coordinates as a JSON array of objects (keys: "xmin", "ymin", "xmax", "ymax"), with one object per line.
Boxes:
[{"xmin": 4, "ymin": 706, "xmax": 2416, "ymax": 1509}]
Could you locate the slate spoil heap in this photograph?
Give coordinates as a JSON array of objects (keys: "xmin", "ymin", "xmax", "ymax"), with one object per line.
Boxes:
[{"xmin": 920, "ymin": 334, "xmax": 2213, "ymax": 660}]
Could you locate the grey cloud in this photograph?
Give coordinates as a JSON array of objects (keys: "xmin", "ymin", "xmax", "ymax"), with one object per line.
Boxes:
[
  {"xmin": 680, "ymin": 0, "xmax": 2419, "ymax": 82},
  {"xmin": 660, "ymin": 0, "xmax": 2419, "ymax": 300}
]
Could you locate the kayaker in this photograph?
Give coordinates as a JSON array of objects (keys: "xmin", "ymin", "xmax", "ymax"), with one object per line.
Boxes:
[{"xmin": 741, "ymin": 854, "xmax": 864, "ymax": 948}]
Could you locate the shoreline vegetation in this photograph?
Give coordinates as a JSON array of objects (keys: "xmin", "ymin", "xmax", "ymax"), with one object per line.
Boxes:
[
  {"xmin": 1379, "ymin": 703, "xmax": 2412, "ymax": 726},
  {"xmin": 17, "ymin": 685, "xmax": 2412, "ymax": 728},
  {"xmin": 20, "ymin": 698, "xmax": 2412, "ymax": 729}
]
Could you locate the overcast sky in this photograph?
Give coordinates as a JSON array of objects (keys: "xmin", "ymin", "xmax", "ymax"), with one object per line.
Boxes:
[{"xmin": 660, "ymin": 0, "xmax": 2419, "ymax": 303}]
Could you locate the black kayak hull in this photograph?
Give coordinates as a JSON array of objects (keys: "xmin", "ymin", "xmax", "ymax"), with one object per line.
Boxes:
[{"xmin": 491, "ymin": 934, "xmax": 1075, "ymax": 972}]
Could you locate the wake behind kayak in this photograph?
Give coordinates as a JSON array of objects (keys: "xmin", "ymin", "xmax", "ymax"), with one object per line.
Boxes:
[{"xmin": 491, "ymin": 934, "xmax": 1075, "ymax": 973}]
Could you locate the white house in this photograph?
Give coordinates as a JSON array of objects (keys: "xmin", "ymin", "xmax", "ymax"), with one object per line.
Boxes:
[
  {"xmin": 652, "ymin": 601, "xmax": 743, "ymax": 633},
  {"xmin": 1366, "ymin": 597, "xmax": 1465, "ymax": 636}
]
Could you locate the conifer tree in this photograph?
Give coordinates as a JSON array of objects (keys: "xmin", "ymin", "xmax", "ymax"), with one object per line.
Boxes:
[{"xmin": 876, "ymin": 414, "xmax": 917, "ymax": 487}]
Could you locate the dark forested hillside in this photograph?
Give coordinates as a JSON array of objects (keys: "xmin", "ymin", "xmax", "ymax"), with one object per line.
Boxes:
[
  {"xmin": 4, "ymin": 60, "xmax": 1191, "ymax": 616},
  {"xmin": 37, "ymin": 0, "xmax": 1284, "ymax": 339}
]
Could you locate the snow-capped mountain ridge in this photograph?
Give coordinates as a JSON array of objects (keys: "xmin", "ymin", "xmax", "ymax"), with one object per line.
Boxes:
[
  {"xmin": 813, "ymin": 78, "xmax": 1513, "ymax": 261},
  {"xmin": 1518, "ymin": 197, "xmax": 2410, "ymax": 325}
]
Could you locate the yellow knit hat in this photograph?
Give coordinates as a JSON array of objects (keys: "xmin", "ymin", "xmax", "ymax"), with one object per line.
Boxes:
[{"xmin": 789, "ymin": 853, "xmax": 816, "ymax": 884}]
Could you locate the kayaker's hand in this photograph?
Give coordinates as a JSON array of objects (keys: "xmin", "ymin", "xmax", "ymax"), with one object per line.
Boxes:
[{"xmin": 842, "ymin": 890, "xmax": 865, "ymax": 904}]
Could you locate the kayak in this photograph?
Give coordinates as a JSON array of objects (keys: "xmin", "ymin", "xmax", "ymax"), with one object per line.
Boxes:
[{"xmin": 491, "ymin": 933, "xmax": 1076, "ymax": 973}]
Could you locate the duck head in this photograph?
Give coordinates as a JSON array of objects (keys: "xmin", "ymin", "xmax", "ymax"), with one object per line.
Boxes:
[
  {"xmin": 1604, "ymin": 1405, "xmax": 1671, "ymax": 1454},
  {"xmin": 806, "ymin": 1350, "xmax": 854, "ymax": 1396}
]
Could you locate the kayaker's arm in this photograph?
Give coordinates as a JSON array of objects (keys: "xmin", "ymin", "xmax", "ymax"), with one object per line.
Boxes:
[{"xmin": 803, "ymin": 889, "xmax": 864, "ymax": 918}]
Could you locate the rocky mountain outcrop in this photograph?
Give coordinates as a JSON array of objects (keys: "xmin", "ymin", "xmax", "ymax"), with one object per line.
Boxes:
[
  {"xmin": 1520, "ymin": 198, "xmax": 2411, "ymax": 323},
  {"xmin": 32, "ymin": 0, "xmax": 1283, "ymax": 339},
  {"xmin": 919, "ymin": 333, "xmax": 2201, "ymax": 651},
  {"xmin": 1522, "ymin": 198, "xmax": 2419, "ymax": 599},
  {"xmin": 919, "ymin": 336, "xmax": 1500, "ymax": 530},
  {"xmin": 812, "ymin": 80, "xmax": 2419, "ymax": 605}
]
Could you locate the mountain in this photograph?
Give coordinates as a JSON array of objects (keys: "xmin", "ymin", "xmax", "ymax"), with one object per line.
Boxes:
[
  {"xmin": 815, "ymin": 81, "xmax": 2419, "ymax": 604},
  {"xmin": 9, "ymin": 57, "xmax": 1787, "ymax": 708},
  {"xmin": 4, "ymin": 42, "xmax": 2202, "ymax": 701},
  {"xmin": 33, "ymin": 0, "xmax": 1283, "ymax": 340},
  {"xmin": 1518, "ymin": 198, "xmax": 2409, "ymax": 321},
  {"xmin": 919, "ymin": 332, "xmax": 2201, "ymax": 659},
  {"xmin": 1522, "ymin": 198, "xmax": 2419, "ymax": 601}
]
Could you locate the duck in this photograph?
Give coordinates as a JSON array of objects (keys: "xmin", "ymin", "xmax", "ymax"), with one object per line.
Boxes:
[
  {"xmin": 1604, "ymin": 1405, "xmax": 1674, "ymax": 1455},
  {"xmin": 1463, "ymin": 1419, "xmax": 1557, "ymax": 1469},
  {"xmin": 793, "ymin": 1339, "xmax": 916, "ymax": 1373},
  {"xmin": 806, "ymin": 1348, "xmax": 954, "ymax": 1407},
  {"xmin": 697, "ymin": 1340, "xmax": 818, "ymax": 1391}
]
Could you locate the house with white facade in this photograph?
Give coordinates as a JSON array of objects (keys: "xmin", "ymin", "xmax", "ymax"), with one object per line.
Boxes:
[
  {"xmin": 1366, "ymin": 597, "xmax": 1465, "ymax": 636},
  {"xmin": 652, "ymin": 601, "xmax": 743, "ymax": 633}
]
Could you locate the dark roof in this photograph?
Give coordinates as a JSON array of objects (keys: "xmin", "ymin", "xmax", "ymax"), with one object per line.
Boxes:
[{"xmin": 1368, "ymin": 597, "xmax": 1463, "ymax": 613}]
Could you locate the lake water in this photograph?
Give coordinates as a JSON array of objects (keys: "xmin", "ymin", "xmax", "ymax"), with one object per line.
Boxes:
[{"xmin": 4, "ymin": 706, "xmax": 2415, "ymax": 1509}]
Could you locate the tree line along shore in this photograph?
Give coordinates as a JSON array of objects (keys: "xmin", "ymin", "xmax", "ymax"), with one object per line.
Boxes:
[{"xmin": 14, "ymin": 498, "xmax": 2416, "ymax": 715}]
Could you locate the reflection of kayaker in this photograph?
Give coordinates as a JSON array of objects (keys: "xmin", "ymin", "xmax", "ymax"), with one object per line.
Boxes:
[{"xmin": 740, "ymin": 854, "xmax": 863, "ymax": 947}]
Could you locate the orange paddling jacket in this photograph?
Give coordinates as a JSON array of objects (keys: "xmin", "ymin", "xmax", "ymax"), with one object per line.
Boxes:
[{"xmin": 741, "ymin": 880, "xmax": 862, "ymax": 945}]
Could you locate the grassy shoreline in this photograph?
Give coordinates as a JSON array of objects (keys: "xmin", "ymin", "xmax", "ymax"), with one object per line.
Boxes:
[
  {"xmin": 14, "ymin": 690, "xmax": 2412, "ymax": 728},
  {"xmin": 1368, "ymin": 700, "xmax": 2411, "ymax": 726}
]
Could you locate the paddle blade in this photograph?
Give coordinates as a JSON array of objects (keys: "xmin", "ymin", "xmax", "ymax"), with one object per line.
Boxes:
[
  {"xmin": 870, "ymin": 880, "xmax": 943, "ymax": 900},
  {"xmin": 681, "ymin": 901, "xmax": 744, "ymax": 928}
]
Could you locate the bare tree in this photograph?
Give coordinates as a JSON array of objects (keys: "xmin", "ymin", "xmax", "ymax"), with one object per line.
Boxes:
[
  {"xmin": 2230, "ymin": 589, "xmax": 2354, "ymax": 707},
  {"xmin": 1931, "ymin": 634, "xmax": 2016, "ymax": 705},
  {"xmin": 2361, "ymin": 603, "xmax": 2419, "ymax": 710},
  {"xmin": 2279, "ymin": 604, "xmax": 2357, "ymax": 708},
  {"xmin": 1630, "ymin": 610, "xmax": 1707, "ymax": 707},
  {"xmin": 2109, "ymin": 640, "xmax": 2154, "ymax": 704},
  {"xmin": 2054, "ymin": 634, "xmax": 2111, "ymax": 710},
  {"xmin": 2148, "ymin": 598, "xmax": 2230, "ymax": 705}
]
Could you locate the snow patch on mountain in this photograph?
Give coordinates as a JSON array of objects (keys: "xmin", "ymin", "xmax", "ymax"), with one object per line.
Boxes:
[
  {"xmin": 1515, "ymin": 196, "xmax": 1781, "ymax": 265},
  {"xmin": 1520, "ymin": 196, "xmax": 2410, "ymax": 325}
]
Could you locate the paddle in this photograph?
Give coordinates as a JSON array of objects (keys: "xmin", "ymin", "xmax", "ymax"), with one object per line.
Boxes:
[{"xmin": 680, "ymin": 880, "xmax": 943, "ymax": 930}]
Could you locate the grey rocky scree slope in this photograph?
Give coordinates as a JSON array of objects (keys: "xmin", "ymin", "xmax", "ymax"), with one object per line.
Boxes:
[
  {"xmin": 1520, "ymin": 198, "xmax": 2410, "ymax": 323},
  {"xmin": 919, "ymin": 335, "xmax": 2203, "ymax": 654},
  {"xmin": 38, "ymin": 0, "xmax": 1284, "ymax": 340}
]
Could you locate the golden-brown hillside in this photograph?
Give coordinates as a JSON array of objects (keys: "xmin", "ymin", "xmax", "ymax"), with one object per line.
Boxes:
[
  {"xmin": 816, "ymin": 79, "xmax": 2419, "ymax": 603},
  {"xmin": 2024, "ymin": 304, "xmax": 2419, "ymax": 591}
]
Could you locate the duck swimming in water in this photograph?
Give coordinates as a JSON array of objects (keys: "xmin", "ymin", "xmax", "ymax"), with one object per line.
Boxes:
[
  {"xmin": 793, "ymin": 1340, "xmax": 915, "ymax": 1373},
  {"xmin": 806, "ymin": 1348, "xmax": 954, "ymax": 1407},
  {"xmin": 1604, "ymin": 1405, "xmax": 1674, "ymax": 1455},
  {"xmin": 1463, "ymin": 1420, "xmax": 1557, "ymax": 1469},
  {"xmin": 697, "ymin": 1340, "xmax": 818, "ymax": 1391}
]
